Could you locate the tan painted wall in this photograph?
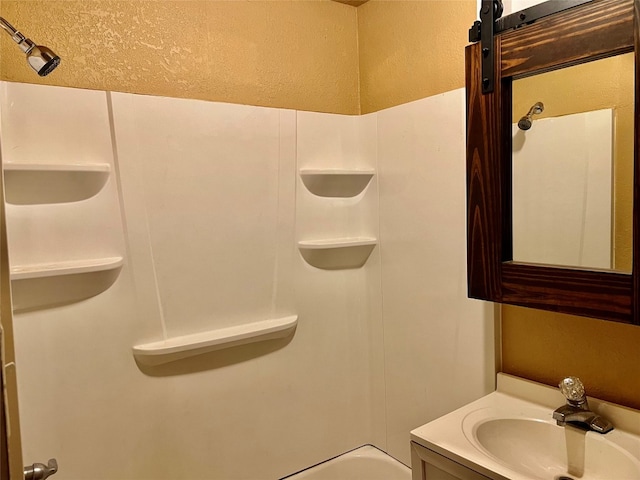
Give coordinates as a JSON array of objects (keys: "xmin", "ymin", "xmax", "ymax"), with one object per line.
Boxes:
[
  {"xmin": 357, "ymin": 0, "xmax": 476, "ymax": 114},
  {"xmin": 502, "ymin": 306, "xmax": 640, "ymax": 409},
  {"xmin": 1, "ymin": 0, "xmax": 476, "ymax": 115},
  {"xmin": 0, "ymin": 0, "xmax": 360, "ymax": 115}
]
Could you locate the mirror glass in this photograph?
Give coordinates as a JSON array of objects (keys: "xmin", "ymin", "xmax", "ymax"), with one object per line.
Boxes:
[{"xmin": 511, "ymin": 52, "xmax": 635, "ymax": 273}]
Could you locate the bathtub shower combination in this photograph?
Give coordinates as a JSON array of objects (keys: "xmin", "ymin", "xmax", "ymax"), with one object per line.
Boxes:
[
  {"xmin": 1, "ymin": 78, "xmax": 493, "ymax": 478},
  {"xmin": 283, "ymin": 446, "xmax": 411, "ymax": 480},
  {"xmin": 0, "ymin": 78, "xmax": 494, "ymax": 479}
]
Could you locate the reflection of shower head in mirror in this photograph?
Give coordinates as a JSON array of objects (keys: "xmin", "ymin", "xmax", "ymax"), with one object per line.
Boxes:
[
  {"xmin": 517, "ymin": 117, "xmax": 532, "ymax": 130},
  {"xmin": 518, "ymin": 101, "xmax": 544, "ymax": 131}
]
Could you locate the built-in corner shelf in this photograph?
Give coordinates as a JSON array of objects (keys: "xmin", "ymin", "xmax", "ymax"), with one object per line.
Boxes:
[
  {"xmin": 132, "ymin": 315, "xmax": 299, "ymax": 366},
  {"xmin": 3, "ymin": 163, "xmax": 111, "ymax": 173},
  {"xmin": 9, "ymin": 256, "xmax": 124, "ymax": 311},
  {"xmin": 3, "ymin": 162, "xmax": 111, "ymax": 204},
  {"xmin": 10, "ymin": 256, "xmax": 123, "ymax": 280},
  {"xmin": 297, "ymin": 237, "xmax": 377, "ymax": 250},
  {"xmin": 298, "ymin": 237, "xmax": 377, "ymax": 269},
  {"xmin": 299, "ymin": 169, "xmax": 375, "ymax": 198}
]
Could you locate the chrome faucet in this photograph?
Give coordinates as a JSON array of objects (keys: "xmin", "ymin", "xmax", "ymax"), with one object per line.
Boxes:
[{"xmin": 552, "ymin": 376, "xmax": 613, "ymax": 434}]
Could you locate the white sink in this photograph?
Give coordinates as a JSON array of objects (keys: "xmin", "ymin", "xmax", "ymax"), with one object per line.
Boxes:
[
  {"xmin": 463, "ymin": 407, "xmax": 640, "ymax": 479},
  {"xmin": 411, "ymin": 374, "xmax": 640, "ymax": 480}
]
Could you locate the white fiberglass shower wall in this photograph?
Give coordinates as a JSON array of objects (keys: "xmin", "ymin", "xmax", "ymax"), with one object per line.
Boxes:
[
  {"xmin": 512, "ymin": 110, "xmax": 613, "ymax": 270},
  {"xmin": 1, "ymin": 81, "xmax": 494, "ymax": 479}
]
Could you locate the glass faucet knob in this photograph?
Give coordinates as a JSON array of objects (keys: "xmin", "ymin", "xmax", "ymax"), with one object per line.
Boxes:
[{"xmin": 559, "ymin": 376, "xmax": 586, "ymax": 401}]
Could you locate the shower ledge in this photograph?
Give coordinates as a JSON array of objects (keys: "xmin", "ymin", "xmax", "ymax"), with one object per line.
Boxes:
[
  {"xmin": 298, "ymin": 237, "xmax": 377, "ymax": 269},
  {"xmin": 299, "ymin": 168, "xmax": 374, "ymax": 197},
  {"xmin": 3, "ymin": 162, "xmax": 111, "ymax": 204},
  {"xmin": 10, "ymin": 256, "xmax": 124, "ymax": 312},
  {"xmin": 10, "ymin": 256, "xmax": 124, "ymax": 280},
  {"xmin": 297, "ymin": 237, "xmax": 377, "ymax": 249},
  {"xmin": 299, "ymin": 168, "xmax": 374, "ymax": 175},
  {"xmin": 3, "ymin": 162, "xmax": 111, "ymax": 172},
  {"xmin": 132, "ymin": 315, "xmax": 298, "ymax": 366}
]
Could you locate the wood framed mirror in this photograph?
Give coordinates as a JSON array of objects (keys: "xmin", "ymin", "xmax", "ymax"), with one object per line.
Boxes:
[{"xmin": 466, "ymin": 0, "xmax": 640, "ymax": 324}]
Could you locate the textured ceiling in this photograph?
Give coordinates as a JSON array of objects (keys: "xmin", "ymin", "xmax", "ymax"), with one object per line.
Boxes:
[{"xmin": 332, "ymin": 0, "xmax": 369, "ymax": 6}]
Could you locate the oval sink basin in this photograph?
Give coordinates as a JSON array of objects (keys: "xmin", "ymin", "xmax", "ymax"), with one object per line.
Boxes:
[
  {"xmin": 411, "ymin": 377, "xmax": 640, "ymax": 480},
  {"xmin": 465, "ymin": 411, "xmax": 640, "ymax": 480}
]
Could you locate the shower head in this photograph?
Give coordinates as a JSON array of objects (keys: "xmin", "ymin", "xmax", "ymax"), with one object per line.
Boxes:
[
  {"xmin": 517, "ymin": 116, "xmax": 533, "ymax": 131},
  {"xmin": 518, "ymin": 101, "xmax": 544, "ymax": 131},
  {"xmin": 0, "ymin": 17, "xmax": 60, "ymax": 77},
  {"xmin": 26, "ymin": 44, "xmax": 60, "ymax": 77}
]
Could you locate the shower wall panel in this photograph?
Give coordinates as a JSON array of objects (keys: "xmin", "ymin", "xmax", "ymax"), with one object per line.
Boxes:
[
  {"xmin": 376, "ymin": 89, "xmax": 495, "ymax": 464},
  {"xmin": 111, "ymin": 93, "xmax": 289, "ymax": 338},
  {"xmin": 109, "ymin": 93, "xmax": 380, "ymax": 479},
  {"xmin": 3, "ymin": 83, "xmax": 495, "ymax": 479},
  {"xmin": 293, "ymin": 111, "xmax": 386, "ymax": 466},
  {"xmin": 2, "ymin": 83, "xmax": 384, "ymax": 479},
  {"xmin": 0, "ymin": 83, "xmax": 141, "ymax": 479},
  {"xmin": 511, "ymin": 110, "xmax": 613, "ymax": 270},
  {"xmin": 1, "ymin": 83, "xmax": 124, "ymax": 271}
]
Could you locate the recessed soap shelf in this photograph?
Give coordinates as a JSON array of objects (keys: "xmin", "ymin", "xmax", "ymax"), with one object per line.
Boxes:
[
  {"xmin": 10, "ymin": 256, "xmax": 124, "ymax": 311},
  {"xmin": 298, "ymin": 237, "xmax": 377, "ymax": 269},
  {"xmin": 132, "ymin": 315, "xmax": 298, "ymax": 366},
  {"xmin": 3, "ymin": 163, "xmax": 111, "ymax": 172},
  {"xmin": 299, "ymin": 169, "xmax": 374, "ymax": 197},
  {"xmin": 10, "ymin": 256, "xmax": 123, "ymax": 280},
  {"xmin": 298, "ymin": 237, "xmax": 377, "ymax": 249},
  {"xmin": 3, "ymin": 162, "xmax": 111, "ymax": 204}
]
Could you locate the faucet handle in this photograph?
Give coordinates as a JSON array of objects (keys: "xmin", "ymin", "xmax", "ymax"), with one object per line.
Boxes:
[{"xmin": 559, "ymin": 376, "xmax": 586, "ymax": 405}]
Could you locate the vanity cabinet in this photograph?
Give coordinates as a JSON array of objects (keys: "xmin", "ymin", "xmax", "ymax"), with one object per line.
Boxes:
[{"xmin": 411, "ymin": 442, "xmax": 495, "ymax": 480}]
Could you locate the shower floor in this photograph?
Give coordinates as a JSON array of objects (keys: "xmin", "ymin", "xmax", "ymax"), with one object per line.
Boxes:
[{"xmin": 282, "ymin": 445, "xmax": 411, "ymax": 480}]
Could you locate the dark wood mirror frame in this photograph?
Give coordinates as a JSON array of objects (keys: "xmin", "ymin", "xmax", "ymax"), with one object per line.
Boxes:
[{"xmin": 466, "ymin": 0, "xmax": 640, "ymax": 324}]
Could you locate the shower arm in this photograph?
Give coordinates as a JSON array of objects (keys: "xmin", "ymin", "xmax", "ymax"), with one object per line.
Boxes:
[
  {"xmin": 0, "ymin": 16, "xmax": 60, "ymax": 77},
  {"xmin": 0, "ymin": 17, "xmax": 37, "ymax": 54}
]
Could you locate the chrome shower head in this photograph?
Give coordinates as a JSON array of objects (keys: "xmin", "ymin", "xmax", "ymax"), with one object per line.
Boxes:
[
  {"xmin": 518, "ymin": 101, "xmax": 544, "ymax": 131},
  {"xmin": 26, "ymin": 44, "xmax": 60, "ymax": 77},
  {"xmin": 0, "ymin": 17, "xmax": 60, "ymax": 76},
  {"xmin": 517, "ymin": 116, "xmax": 532, "ymax": 131}
]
